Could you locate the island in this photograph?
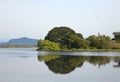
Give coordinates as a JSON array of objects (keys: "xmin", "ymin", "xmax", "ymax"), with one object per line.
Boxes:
[{"xmin": 37, "ymin": 26, "xmax": 120, "ymax": 52}]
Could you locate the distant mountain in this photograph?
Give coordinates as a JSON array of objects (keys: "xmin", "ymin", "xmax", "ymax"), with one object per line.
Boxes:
[{"xmin": 0, "ymin": 37, "xmax": 38, "ymax": 46}]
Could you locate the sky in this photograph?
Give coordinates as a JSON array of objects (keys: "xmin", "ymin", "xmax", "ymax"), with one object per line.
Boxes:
[{"xmin": 0, "ymin": 0, "xmax": 120, "ymax": 42}]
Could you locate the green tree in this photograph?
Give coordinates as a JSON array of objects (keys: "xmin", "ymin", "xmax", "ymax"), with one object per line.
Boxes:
[
  {"xmin": 76, "ymin": 33, "xmax": 84, "ymax": 39},
  {"xmin": 45, "ymin": 26, "xmax": 76, "ymax": 43},
  {"xmin": 70, "ymin": 35, "xmax": 89, "ymax": 49},
  {"xmin": 37, "ymin": 40, "xmax": 60, "ymax": 51},
  {"xmin": 45, "ymin": 26, "xmax": 76, "ymax": 48},
  {"xmin": 45, "ymin": 26, "xmax": 88, "ymax": 49},
  {"xmin": 113, "ymin": 32, "xmax": 120, "ymax": 43},
  {"xmin": 86, "ymin": 34, "xmax": 112, "ymax": 49}
]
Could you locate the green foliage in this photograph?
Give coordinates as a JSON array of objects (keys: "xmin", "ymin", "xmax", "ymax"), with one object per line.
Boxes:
[
  {"xmin": 113, "ymin": 32, "xmax": 120, "ymax": 43},
  {"xmin": 37, "ymin": 27, "xmax": 120, "ymax": 50},
  {"xmin": 45, "ymin": 26, "xmax": 76, "ymax": 43},
  {"xmin": 76, "ymin": 33, "xmax": 84, "ymax": 39},
  {"xmin": 45, "ymin": 26, "xmax": 88, "ymax": 49},
  {"xmin": 45, "ymin": 26, "xmax": 76, "ymax": 48},
  {"xmin": 37, "ymin": 40, "xmax": 60, "ymax": 51},
  {"xmin": 86, "ymin": 34, "xmax": 113, "ymax": 49},
  {"xmin": 108, "ymin": 40, "xmax": 120, "ymax": 49},
  {"xmin": 69, "ymin": 35, "xmax": 89, "ymax": 49}
]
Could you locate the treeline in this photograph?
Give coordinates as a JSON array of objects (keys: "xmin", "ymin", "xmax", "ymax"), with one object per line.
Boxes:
[
  {"xmin": 0, "ymin": 44, "xmax": 37, "ymax": 48},
  {"xmin": 37, "ymin": 26, "xmax": 120, "ymax": 51}
]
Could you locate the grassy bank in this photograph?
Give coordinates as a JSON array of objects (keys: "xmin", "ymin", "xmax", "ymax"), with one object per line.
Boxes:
[{"xmin": 60, "ymin": 49, "xmax": 120, "ymax": 52}]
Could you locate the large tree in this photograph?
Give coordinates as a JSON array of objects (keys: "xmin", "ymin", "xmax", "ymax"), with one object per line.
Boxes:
[
  {"xmin": 45, "ymin": 26, "xmax": 87, "ymax": 49},
  {"xmin": 45, "ymin": 26, "xmax": 76, "ymax": 42}
]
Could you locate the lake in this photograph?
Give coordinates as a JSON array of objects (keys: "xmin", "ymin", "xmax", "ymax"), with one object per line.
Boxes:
[{"xmin": 0, "ymin": 48, "xmax": 120, "ymax": 82}]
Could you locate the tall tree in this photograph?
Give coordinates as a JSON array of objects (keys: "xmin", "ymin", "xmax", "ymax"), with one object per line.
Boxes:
[
  {"xmin": 45, "ymin": 26, "xmax": 88, "ymax": 49},
  {"xmin": 45, "ymin": 26, "xmax": 76, "ymax": 48}
]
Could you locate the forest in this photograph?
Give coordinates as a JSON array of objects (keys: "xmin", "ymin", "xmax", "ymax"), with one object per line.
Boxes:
[{"xmin": 37, "ymin": 26, "xmax": 120, "ymax": 51}]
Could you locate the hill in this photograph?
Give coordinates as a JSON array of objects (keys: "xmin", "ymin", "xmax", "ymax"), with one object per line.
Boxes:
[{"xmin": 0, "ymin": 37, "xmax": 38, "ymax": 47}]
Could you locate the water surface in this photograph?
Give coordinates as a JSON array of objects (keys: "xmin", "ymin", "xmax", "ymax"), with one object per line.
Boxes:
[{"xmin": 0, "ymin": 48, "xmax": 120, "ymax": 82}]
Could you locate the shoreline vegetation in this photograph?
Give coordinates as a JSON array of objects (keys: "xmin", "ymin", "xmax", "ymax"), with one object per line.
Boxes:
[
  {"xmin": 37, "ymin": 26, "xmax": 120, "ymax": 52},
  {"xmin": 37, "ymin": 48, "xmax": 120, "ymax": 52},
  {"xmin": 61, "ymin": 49, "xmax": 120, "ymax": 52},
  {"xmin": 0, "ymin": 44, "xmax": 37, "ymax": 48}
]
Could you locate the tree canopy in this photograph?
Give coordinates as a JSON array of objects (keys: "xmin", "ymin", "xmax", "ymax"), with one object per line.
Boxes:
[
  {"xmin": 86, "ymin": 34, "xmax": 111, "ymax": 49},
  {"xmin": 113, "ymin": 32, "xmax": 120, "ymax": 42},
  {"xmin": 45, "ymin": 26, "xmax": 76, "ymax": 46},
  {"xmin": 45, "ymin": 26, "xmax": 88, "ymax": 49},
  {"xmin": 37, "ymin": 26, "xmax": 120, "ymax": 50},
  {"xmin": 86, "ymin": 34, "xmax": 120, "ymax": 49}
]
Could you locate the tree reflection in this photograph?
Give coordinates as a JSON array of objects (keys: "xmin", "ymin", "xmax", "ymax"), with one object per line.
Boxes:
[
  {"xmin": 38, "ymin": 53, "xmax": 120, "ymax": 74},
  {"xmin": 38, "ymin": 55, "xmax": 86, "ymax": 74},
  {"xmin": 113, "ymin": 57, "xmax": 120, "ymax": 68},
  {"xmin": 89, "ymin": 56, "xmax": 110, "ymax": 68}
]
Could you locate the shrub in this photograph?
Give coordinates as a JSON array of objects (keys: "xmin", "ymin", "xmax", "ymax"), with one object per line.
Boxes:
[{"xmin": 37, "ymin": 40, "xmax": 60, "ymax": 51}]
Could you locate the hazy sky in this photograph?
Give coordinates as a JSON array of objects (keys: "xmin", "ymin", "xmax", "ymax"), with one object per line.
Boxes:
[{"xmin": 0, "ymin": 0, "xmax": 120, "ymax": 41}]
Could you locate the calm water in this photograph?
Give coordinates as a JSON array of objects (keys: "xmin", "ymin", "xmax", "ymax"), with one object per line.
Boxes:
[{"xmin": 0, "ymin": 48, "xmax": 120, "ymax": 82}]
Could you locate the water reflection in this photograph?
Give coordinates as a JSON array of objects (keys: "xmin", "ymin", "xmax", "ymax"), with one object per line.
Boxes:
[
  {"xmin": 38, "ymin": 53, "xmax": 120, "ymax": 74},
  {"xmin": 113, "ymin": 57, "xmax": 120, "ymax": 68}
]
